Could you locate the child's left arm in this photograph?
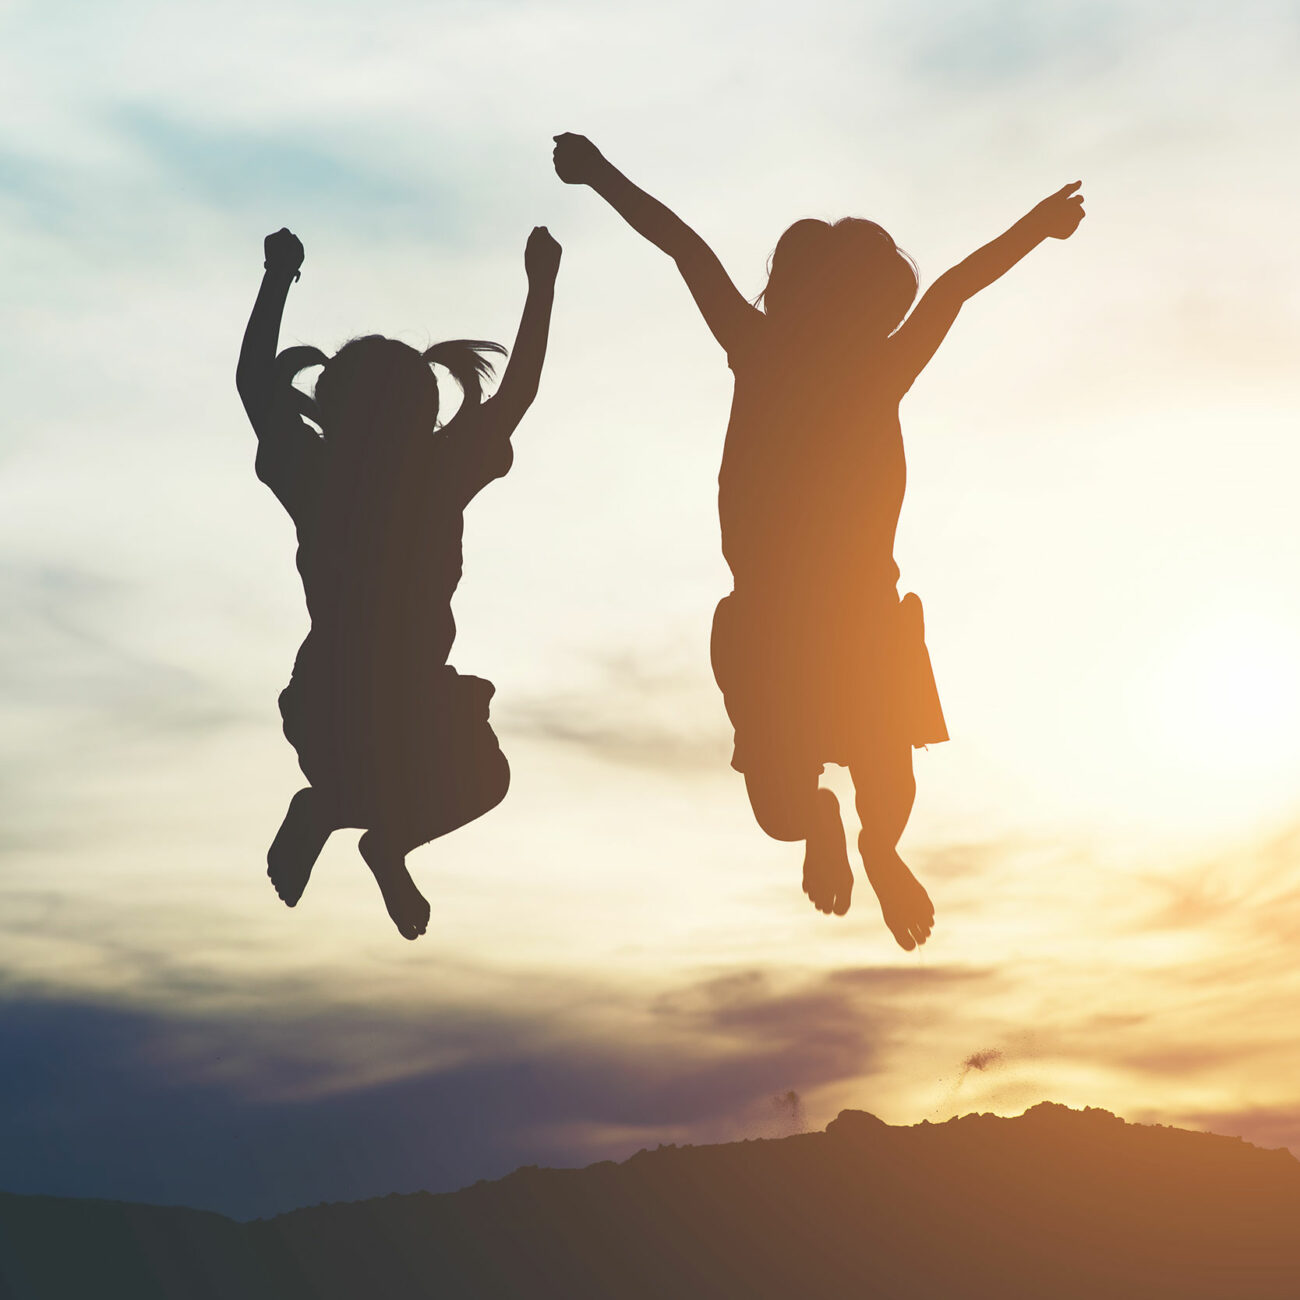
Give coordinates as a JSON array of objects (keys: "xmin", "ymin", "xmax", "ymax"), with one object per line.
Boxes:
[
  {"xmin": 889, "ymin": 182, "xmax": 1085, "ymax": 393},
  {"xmin": 484, "ymin": 226, "xmax": 561, "ymax": 433}
]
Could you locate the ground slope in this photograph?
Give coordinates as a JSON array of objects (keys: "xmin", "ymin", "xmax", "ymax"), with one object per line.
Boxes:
[{"xmin": 2, "ymin": 1103, "xmax": 1298, "ymax": 1299}]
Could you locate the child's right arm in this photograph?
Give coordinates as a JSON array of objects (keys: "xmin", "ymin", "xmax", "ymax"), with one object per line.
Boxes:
[
  {"xmin": 553, "ymin": 133, "xmax": 760, "ymax": 355},
  {"xmin": 236, "ymin": 228, "xmax": 305, "ymax": 437},
  {"xmin": 237, "ymin": 229, "xmax": 326, "ymax": 516},
  {"xmin": 889, "ymin": 182, "xmax": 1085, "ymax": 393}
]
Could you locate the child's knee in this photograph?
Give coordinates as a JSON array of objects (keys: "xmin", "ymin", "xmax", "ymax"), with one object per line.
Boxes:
[
  {"xmin": 478, "ymin": 747, "xmax": 510, "ymax": 813},
  {"xmin": 854, "ymin": 774, "xmax": 915, "ymax": 823},
  {"xmin": 449, "ymin": 743, "xmax": 509, "ymax": 824},
  {"xmin": 290, "ymin": 784, "xmax": 345, "ymax": 833},
  {"xmin": 745, "ymin": 768, "xmax": 819, "ymax": 841}
]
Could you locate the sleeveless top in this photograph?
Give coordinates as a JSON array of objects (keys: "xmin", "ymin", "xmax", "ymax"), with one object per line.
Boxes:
[{"xmin": 720, "ymin": 326, "xmax": 906, "ymax": 613}]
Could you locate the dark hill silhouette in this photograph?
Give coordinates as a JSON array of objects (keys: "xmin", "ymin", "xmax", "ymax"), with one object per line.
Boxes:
[{"xmin": 3, "ymin": 1103, "xmax": 1298, "ymax": 1298}]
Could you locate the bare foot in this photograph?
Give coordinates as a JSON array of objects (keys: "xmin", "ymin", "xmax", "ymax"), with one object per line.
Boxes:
[
  {"xmin": 860, "ymin": 845, "xmax": 934, "ymax": 951},
  {"xmin": 803, "ymin": 788, "xmax": 853, "ymax": 916},
  {"xmin": 267, "ymin": 787, "xmax": 332, "ymax": 907},
  {"xmin": 359, "ymin": 830, "xmax": 430, "ymax": 941}
]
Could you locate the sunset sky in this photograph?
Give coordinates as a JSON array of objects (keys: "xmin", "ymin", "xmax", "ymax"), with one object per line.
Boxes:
[{"xmin": 2, "ymin": 0, "xmax": 1299, "ymax": 1219}]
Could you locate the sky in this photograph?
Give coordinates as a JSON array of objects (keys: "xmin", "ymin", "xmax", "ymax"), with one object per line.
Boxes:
[{"xmin": 2, "ymin": 0, "xmax": 1299, "ymax": 1220}]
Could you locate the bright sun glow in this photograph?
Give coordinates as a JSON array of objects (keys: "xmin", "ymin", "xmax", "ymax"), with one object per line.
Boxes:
[{"xmin": 1144, "ymin": 614, "xmax": 1300, "ymax": 779}]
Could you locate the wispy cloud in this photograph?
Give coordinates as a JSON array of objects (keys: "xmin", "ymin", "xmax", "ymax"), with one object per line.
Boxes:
[
  {"xmin": 0, "ymin": 562, "xmax": 244, "ymax": 730},
  {"xmin": 106, "ymin": 106, "xmax": 464, "ymax": 241},
  {"xmin": 0, "ymin": 561, "xmax": 251, "ymax": 851},
  {"xmin": 503, "ymin": 648, "xmax": 731, "ymax": 773},
  {"xmin": 0, "ymin": 960, "xmax": 991, "ymax": 1217}
]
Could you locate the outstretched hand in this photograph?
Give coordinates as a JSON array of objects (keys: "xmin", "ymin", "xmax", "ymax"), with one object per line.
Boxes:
[
  {"xmin": 552, "ymin": 133, "xmax": 606, "ymax": 186},
  {"xmin": 1034, "ymin": 182, "xmax": 1086, "ymax": 239},
  {"xmin": 264, "ymin": 227, "xmax": 305, "ymax": 278}
]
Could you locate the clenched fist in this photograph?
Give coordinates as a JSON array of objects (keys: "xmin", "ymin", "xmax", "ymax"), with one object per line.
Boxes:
[
  {"xmin": 525, "ymin": 225, "xmax": 562, "ymax": 282},
  {"xmin": 264, "ymin": 227, "xmax": 305, "ymax": 277},
  {"xmin": 552, "ymin": 133, "xmax": 606, "ymax": 186}
]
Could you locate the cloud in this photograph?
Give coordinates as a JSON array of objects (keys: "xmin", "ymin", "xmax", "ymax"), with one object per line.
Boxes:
[
  {"xmin": 1180, "ymin": 1106, "xmax": 1300, "ymax": 1158},
  {"xmin": 893, "ymin": 0, "xmax": 1130, "ymax": 87},
  {"xmin": 0, "ymin": 561, "xmax": 252, "ymax": 852},
  {"xmin": 0, "ymin": 562, "xmax": 244, "ymax": 732},
  {"xmin": 1128, "ymin": 825, "xmax": 1300, "ymax": 947},
  {"xmin": 502, "ymin": 648, "xmax": 732, "ymax": 773},
  {"xmin": 0, "ymin": 961, "xmax": 988, "ymax": 1218},
  {"xmin": 107, "ymin": 107, "xmax": 464, "ymax": 242}
]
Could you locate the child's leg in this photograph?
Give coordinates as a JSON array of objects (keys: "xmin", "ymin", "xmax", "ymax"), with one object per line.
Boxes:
[
  {"xmin": 359, "ymin": 829, "xmax": 430, "ymax": 942},
  {"xmin": 362, "ymin": 736, "xmax": 509, "ymax": 942},
  {"xmin": 850, "ymin": 742, "xmax": 933, "ymax": 950},
  {"xmin": 267, "ymin": 786, "xmax": 335, "ymax": 907},
  {"xmin": 744, "ymin": 763, "xmax": 853, "ymax": 916}
]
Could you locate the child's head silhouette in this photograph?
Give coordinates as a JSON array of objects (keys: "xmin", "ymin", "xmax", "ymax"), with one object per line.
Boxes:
[
  {"xmin": 316, "ymin": 338, "xmax": 438, "ymax": 439},
  {"xmin": 761, "ymin": 218, "xmax": 918, "ymax": 343},
  {"xmin": 277, "ymin": 336, "xmax": 506, "ymax": 447}
]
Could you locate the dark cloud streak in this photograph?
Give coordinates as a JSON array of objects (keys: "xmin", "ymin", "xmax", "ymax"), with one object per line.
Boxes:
[{"xmin": 0, "ymin": 962, "xmax": 987, "ymax": 1219}]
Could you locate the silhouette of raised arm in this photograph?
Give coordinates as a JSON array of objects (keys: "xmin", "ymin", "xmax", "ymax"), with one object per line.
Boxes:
[
  {"xmin": 486, "ymin": 226, "xmax": 561, "ymax": 431},
  {"xmin": 236, "ymin": 228, "xmax": 305, "ymax": 436},
  {"xmin": 553, "ymin": 133, "xmax": 760, "ymax": 354},
  {"xmin": 890, "ymin": 182, "xmax": 1085, "ymax": 392}
]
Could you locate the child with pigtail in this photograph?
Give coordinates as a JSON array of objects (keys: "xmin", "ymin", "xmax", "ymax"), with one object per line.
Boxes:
[{"xmin": 237, "ymin": 224, "xmax": 561, "ymax": 939}]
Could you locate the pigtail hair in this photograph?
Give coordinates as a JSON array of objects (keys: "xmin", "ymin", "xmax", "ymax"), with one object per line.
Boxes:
[
  {"xmin": 275, "ymin": 345, "xmax": 329, "ymax": 428},
  {"xmin": 421, "ymin": 339, "xmax": 507, "ymax": 408}
]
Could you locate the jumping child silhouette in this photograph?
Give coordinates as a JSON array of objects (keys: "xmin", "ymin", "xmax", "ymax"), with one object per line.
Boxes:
[
  {"xmin": 236, "ymin": 225, "xmax": 561, "ymax": 939},
  {"xmin": 554, "ymin": 134, "xmax": 1083, "ymax": 949}
]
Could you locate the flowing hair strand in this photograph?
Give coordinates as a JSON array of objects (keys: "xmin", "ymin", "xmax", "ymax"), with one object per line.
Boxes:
[{"xmin": 421, "ymin": 339, "xmax": 507, "ymax": 407}]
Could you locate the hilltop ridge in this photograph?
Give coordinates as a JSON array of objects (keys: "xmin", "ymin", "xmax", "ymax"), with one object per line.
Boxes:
[{"xmin": 2, "ymin": 1102, "xmax": 1298, "ymax": 1298}]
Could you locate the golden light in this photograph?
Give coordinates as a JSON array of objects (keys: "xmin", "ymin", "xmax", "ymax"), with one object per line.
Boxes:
[{"xmin": 1139, "ymin": 611, "xmax": 1300, "ymax": 792}]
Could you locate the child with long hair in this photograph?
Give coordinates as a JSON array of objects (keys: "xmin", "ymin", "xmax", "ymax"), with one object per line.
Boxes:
[
  {"xmin": 554, "ymin": 134, "xmax": 1083, "ymax": 949},
  {"xmin": 236, "ymin": 225, "xmax": 561, "ymax": 939}
]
